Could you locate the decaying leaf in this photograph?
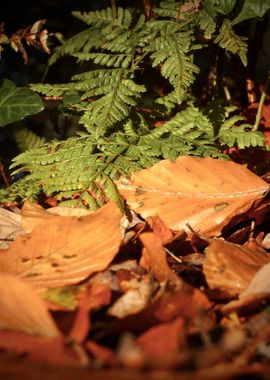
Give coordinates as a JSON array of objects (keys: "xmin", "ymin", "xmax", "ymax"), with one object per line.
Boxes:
[
  {"xmin": 0, "ymin": 273, "xmax": 60, "ymax": 336},
  {"xmin": 203, "ymin": 238, "xmax": 270, "ymax": 297},
  {"xmin": 117, "ymin": 157, "xmax": 269, "ymax": 236},
  {"xmin": 0, "ymin": 201, "xmax": 122, "ymax": 289}
]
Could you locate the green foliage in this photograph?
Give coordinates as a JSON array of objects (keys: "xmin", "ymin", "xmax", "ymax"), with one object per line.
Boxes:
[
  {"xmin": 0, "ymin": 80, "xmax": 44, "ymax": 127},
  {"xmin": 14, "ymin": 127, "xmax": 46, "ymax": 152},
  {"xmin": 214, "ymin": 19, "xmax": 248, "ymax": 66},
  {"xmin": 1, "ymin": 0, "xmax": 269, "ymax": 208}
]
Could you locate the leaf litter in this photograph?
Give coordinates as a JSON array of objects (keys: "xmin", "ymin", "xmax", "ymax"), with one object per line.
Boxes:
[{"xmin": 0, "ymin": 156, "xmax": 270, "ymax": 377}]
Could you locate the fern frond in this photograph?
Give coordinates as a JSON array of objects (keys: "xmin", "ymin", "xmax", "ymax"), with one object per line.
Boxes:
[
  {"xmin": 73, "ymin": 52, "xmax": 133, "ymax": 68},
  {"xmin": 72, "ymin": 7, "xmax": 133, "ymax": 29},
  {"xmin": 146, "ymin": 24, "xmax": 199, "ymax": 103},
  {"xmin": 14, "ymin": 127, "xmax": 46, "ymax": 152},
  {"xmin": 214, "ymin": 19, "xmax": 248, "ymax": 66},
  {"xmin": 30, "ymin": 83, "xmax": 74, "ymax": 97},
  {"xmin": 198, "ymin": 0, "xmax": 217, "ymax": 38},
  {"xmin": 48, "ymin": 29, "xmax": 101, "ymax": 67},
  {"xmin": 80, "ymin": 74, "xmax": 146, "ymax": 133}
]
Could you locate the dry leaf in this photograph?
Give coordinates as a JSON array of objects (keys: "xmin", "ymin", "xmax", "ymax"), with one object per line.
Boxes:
[
  {"xmin": 0, "ymin": 201, "xmax": 122, "ymax": 289},
  {"xmin": 116, "ymin": 157, "xmax": 269, "ymax": 236},
  {"xmin": 136, "ymin": 318, "xmax": 184, "ymax": 369},
  {"xmin": 203, "ymin": 239, "xmax": 270, "ymax": 297},
  {"xmin": 139, "ymin": 231, "xmax": 180, "ymax": 283},
  {"xmin": 0, "ymin": 273, "xmax": 60, "ymax": 336},
  {"xmin": 108, "ymin": 277, "xmax": 153, "ymax": 318},
  {"xmin": 0, "ymin": 208, "xmax": 23, "ymax": 248},
  {"xmin": 0, "ymin": 330, "xmax": 82, "ymax": 366}
]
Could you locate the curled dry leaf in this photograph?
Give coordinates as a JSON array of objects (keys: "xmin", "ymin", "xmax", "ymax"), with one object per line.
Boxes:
[
  {"xmin": 0, "ymin": 201, "xmax": 122, "ymax": 289},
  {"xmin": 0, "ymin": 273, "xmax": 60, "ymax": 337},
  {"xmin": 116, "ymin": 156, "xmax": 269, "ymax": 237},
  {"xmin": 203, "ymin": 238, "xmax": 270, "ymax": 297},
  {"xmin": 139, "ymin": 231, "xmax": 180, "ymax": 284}
]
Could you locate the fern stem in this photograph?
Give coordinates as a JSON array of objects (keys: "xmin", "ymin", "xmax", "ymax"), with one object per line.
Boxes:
[
  {"xmin": 253, "ymin": 70, "xmax": 270, "ymax": 131},
  {"xmin": 111, "ymin": 0, "xmax": 117, "ymax": 19}
]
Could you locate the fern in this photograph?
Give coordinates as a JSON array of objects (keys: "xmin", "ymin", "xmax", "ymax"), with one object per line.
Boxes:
[
  {"xmin": 6, "ymin": 102, "xmax": 264, "ymax": 208},
  {"xmin": 1, "ymin": 1, "xmax": 269, "ymax": 208},
  {"xmin": 214, "ymin": 19, "xmax": 248, "ymax": 66},
  {"xmin": 14, "ymin": 127, "xmax": 46, "ymax": 152}
]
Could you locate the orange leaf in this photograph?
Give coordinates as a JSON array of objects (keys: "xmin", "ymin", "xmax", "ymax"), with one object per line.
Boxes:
[
  {"xmin": 0, "ymin": 201, "xmax": 122, "ymax": 289},
  {"xmin": 0, "ymin": 331, "xmax": 82, "ymax": 366},
  {"xmin": 116, "ymin": 157, "xmax": 269, "ymax": 236},
  {"xmin": 136, "ymin": 318, "xmax": 184, "ymax": 369},
  {"xmin": 203, "ymin": 238, "xmax": 270, "ymax": 297},
  {"xmin": 0, "ymin": 273, "xmax": 60, "ymax": 336},
  {"xmin": 139, "ymin": 232, "xmax": 180, "ymax": 283}
]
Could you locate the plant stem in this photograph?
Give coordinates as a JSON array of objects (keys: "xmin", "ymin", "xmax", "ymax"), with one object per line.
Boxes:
[
  {"xmin": 253, "ymin": 70, "xmax": 270, "ymax": 131},
  {"xmin": 111, "ymin": 0, "xmax": 117, "ymax": 19}
]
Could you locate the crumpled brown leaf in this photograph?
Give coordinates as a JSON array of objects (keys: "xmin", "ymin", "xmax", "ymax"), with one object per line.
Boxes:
[
  {"xmin": 116, "ymin": 156, "xmax": 269, "ymax": 236},
  {"xmin": 0, "ymin": 201, "xmax": 123, "ymax": 289}
]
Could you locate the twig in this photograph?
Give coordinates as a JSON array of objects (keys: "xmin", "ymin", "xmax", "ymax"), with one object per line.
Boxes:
[{"xmin": 253, "ymin": 69, "xmax": 270, "ymax": 131}]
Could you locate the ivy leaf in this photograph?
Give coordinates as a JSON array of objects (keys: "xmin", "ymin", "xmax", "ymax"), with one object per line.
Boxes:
[
  {"xmin": 0, "ymin": 79, "xmax": 44, "ymax": 127},
  {"xmin": 232, "ymin": 0, "xmax": 270, "ymax": 25}
]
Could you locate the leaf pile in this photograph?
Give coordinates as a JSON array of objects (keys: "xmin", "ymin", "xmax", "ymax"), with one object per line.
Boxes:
[{"xmin": 0, "ymin": 156, "xmax": 270, "ymax": 378}]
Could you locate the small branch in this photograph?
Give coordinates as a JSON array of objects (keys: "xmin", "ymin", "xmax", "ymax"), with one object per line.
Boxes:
[{"xmin": 253, "ymin": 70, "xmax": 270, "ymax": 131}]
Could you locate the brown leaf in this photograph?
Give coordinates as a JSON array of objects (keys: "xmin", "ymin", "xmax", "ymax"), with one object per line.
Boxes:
[
  {"xmin": 85, "ymin": 340, "xmax": 116, "ymax": 366},
  {"xmin": 0, "ymin": 331, "xmax": 83, "ymax": 366},
  {"xmin": 146, "ymin": 215, "xmax": 175, "ymax": 244},
  {"xmin": 203, "ymin": 238, "xmax": 270, "ymax": 297},
  {"xmin": 0, "ymin": 273, "xmax": 60, "ymax": 336},
  {"xmin": 136, "ymin": 318, "xmax": 185, "ymax": 369},
  {"xmin": 107, "ymin": 276, "xmax": 153, "ymax": 318},
  {"xmin": 139, "ymin": 231, "xmax": 180, "ymax": 283},
  {"xmin": 0, "ymin": 208, "xmax": 23, "ymax": 248},
  {"xmin": 0, "ymin": 201, "xmax": 122, "ymax": 289},
  {"xmin": 116, "ymin": 156, "xmax": 269, "ymax": 236}
]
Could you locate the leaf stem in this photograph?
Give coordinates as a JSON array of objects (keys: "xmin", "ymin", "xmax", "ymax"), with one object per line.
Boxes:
[
  {"xmin": 111, "ymin": 0, "xmax": 117, "ymax": 19},
  {"xmin": 253, "ymin": 70, "xmax": 270, "ymax": 131}
]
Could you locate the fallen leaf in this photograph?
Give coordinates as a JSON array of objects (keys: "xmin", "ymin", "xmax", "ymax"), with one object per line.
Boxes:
[
  {"xmin": 107, "ymin": 276, "xmax": 153, "ymax": 318},
  {"xmin": 203, "ymin": 239, "xmax": 270, "ymax": 297},
  {"xmin": 136, "ymin": 318, "xmax": 185, "ymax": 369},
  {"xmin": 0, "ymin": 330, "xmax": 83, "ymax": 366},
  {"xmin": 139, "ymin": 231, "xmax": 180, "ymax": 283},
  {"xmin": 116, "ymin": 156, "xmax": 269, "ymax": 236},
  {"xmin": 0, "ymin": 273, "xmax": 60, "ymax": 336},
  {"xmin": 85, "ymin": 340, "xmax": 117, "ymax": 366},
  {"xmin": 0, "ymin": 201, "xmax": 122, "ymax": 289},
  {"xmin": 0, "ymin": 208, "xmax": 23, "ymax": 248},
  {"xmin": 146, "ymin": 215, "xmax": 175, "ymax": 244}
]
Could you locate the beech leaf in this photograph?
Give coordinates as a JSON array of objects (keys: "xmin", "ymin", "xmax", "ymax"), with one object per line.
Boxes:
[
  {"xmin": 0, "ymin": 273, "xmax": 60, "ymax": 337},
  {"xmin": 0, "ymin": 201, "xmax": 122, "ymax": 289},
  {"xmin": 203, "ymin": 238, "xmax": 270, "ymax": 296},
  {"xmin": 116, "ymin": 156, "xmax": 269, "ymax": 236}
]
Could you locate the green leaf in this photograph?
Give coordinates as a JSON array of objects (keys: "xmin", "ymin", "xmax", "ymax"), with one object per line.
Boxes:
[
  {"xmin": 0, "ymin": 79, "xmax": 44, "ymax": 127},
  {"xmin": 216, "ymin": 0, "xmax": 236, "ymax": 15},
  {"xmin": 232, "ymin": 0, "xmax": 270, "ymax": 25}
]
